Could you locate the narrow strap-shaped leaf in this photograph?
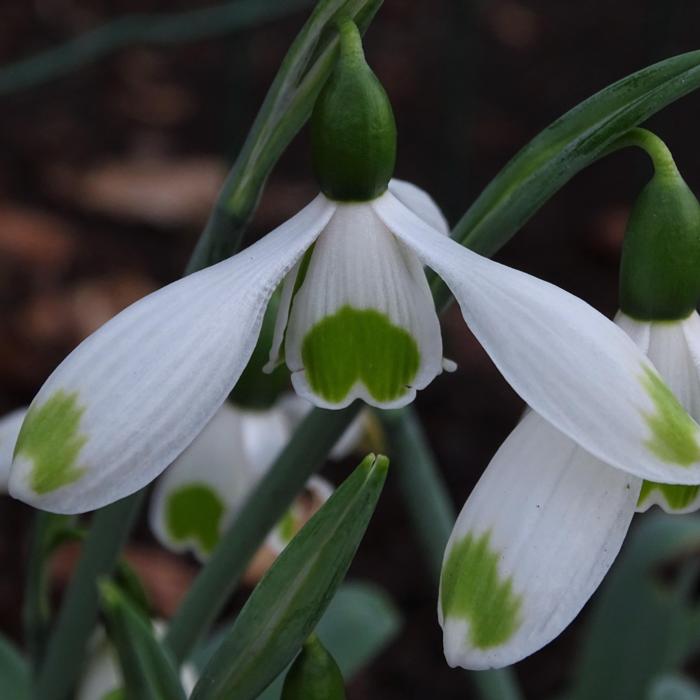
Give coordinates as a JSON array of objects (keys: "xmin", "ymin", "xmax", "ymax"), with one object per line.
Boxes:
[
  {"xmin": 191, "ymin": 454, "xmax": 388, "ymax": 700},
  {"xmin": 432, "ymin": 50, "xmax": 700, "ymax": 310},
  {"xmin": 0, "ymin": 635, "xmax": 30, "ymax": 700},
  {"xmin": 100, "ymin": 580, "xmax": 187, "ymax": 700}
]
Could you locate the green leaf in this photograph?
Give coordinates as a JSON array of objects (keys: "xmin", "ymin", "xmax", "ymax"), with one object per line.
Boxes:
[
  {"xmin": 99, "ymin": 580, "xmax": 186, "ymax": 700},
  {"xmin": 191, "ymin": 454, "xmax": 389, "ymax": 700},
  {"xmin": 570, "ymin": 514, "xmax": 700, "ymax": 700},
  {"xmin": 191, "ymin": 580, "xmax": 401, "ymax": 700},
  {"xmin": 0, "ymin": 635, "xmax": 30, "ymax": 700},
  {"xmin": 649, "ymin": 675, "xmax": 700, "ymax": 700},
  {"xmin": 432, "ymin": 50, "xmax": 700, "ymax": 310}
]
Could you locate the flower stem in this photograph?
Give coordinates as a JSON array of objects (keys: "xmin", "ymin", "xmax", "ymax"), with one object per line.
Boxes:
[
  {"xmin": 33, "ymin": 493, "xmax": 145, "ymax": 700},
  {"xmin": 164, "ymin": 403, "xmax": 363, "ymax": 662},
  {"xmin": 380, "ymin": 407, "xmax": 522, "ymax": 700},
  {"xmin": 605, "ymin": 127, "xmax": 679, "ymax": 179}
]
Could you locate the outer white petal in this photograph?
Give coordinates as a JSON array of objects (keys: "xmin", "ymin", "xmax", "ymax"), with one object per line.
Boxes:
[
  {"xmin": 285, "ymin": 202, "xmax": 443, "ymax": 409},
  {"xmin": 618, "ymin": 312, "xmax": 700, "ymax": 514},
  {"xmin": 0, "ymin": 409, "xmax": 25, "ymax": 493},
  {"xmin": 10, "ymin": 195, "xmax": 335, "ymax": 513},
  {"xmin": 388, "ymin": 179, "xmax": 449, "ymax": 234},
  {"xmin": 373, "ymin": 191, "xmax": 700, "ymax": 485},
  {"xmin": 440, "ymin": 410, "xmax": 640, "ymax": 670}
]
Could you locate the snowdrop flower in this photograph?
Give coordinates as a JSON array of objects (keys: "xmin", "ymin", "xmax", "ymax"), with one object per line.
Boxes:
[
  {"xmin": 10, "ymin": 25, "xmax": 700, "ymax": 515},
  {"xmin": 439, "ymin": 141, "xmax": 700, "ymax": 669},
  {"xmin": 77, "ymin": 623, "xmax": 196, "ymax": 700},
  {"xmin": 149, "ymin": 395, "xmax": 353, "ymax": 561}
]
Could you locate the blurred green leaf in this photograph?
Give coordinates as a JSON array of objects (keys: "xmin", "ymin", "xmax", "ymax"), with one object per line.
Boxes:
[
  {"xmin": 649, "ymin": 675, "xmax": 700, "ymax": 700},
  {"xmin": 570, "ymin": 514, "xmax": 700, "ymax": 700},
  {"xmin": 100, "ymin": 580, "xmax": 186, "ymax": 700},
  {"xmin": 0, "ymin": 635, "xmax": 30, "ymax": 700},
  {"xmin": 191, "ymin": 454, "xmax": 389, "ymax": 700}
]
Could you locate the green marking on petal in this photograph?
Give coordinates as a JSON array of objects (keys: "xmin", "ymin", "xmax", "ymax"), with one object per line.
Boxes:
[
  {"xmin": 638, "ymin": 480, "xmax": 700, "ymax": 512},
  {"xmin": 641, "ymin": 366, "xmax": 700, "ymax": 466},
  {"xmin": 301, "ymin": 305, "xmax": 420, "ymax": 404},
  {"xmin": 165, "ymin": 483, "xmax": 225, "ymax": 555},
  {"xmin": 14, "ymin": 390, "xmax": 88, "ymax": 495},
  {"xmin": 276, "ymin": 507, "xmax": 298, "ymax": 544},
  {"xmin": 440, "ymin": 530, "xmax": 522, "ymax": 649}
]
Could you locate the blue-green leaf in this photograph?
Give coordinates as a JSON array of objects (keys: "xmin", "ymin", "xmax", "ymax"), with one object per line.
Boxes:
[{"xmin": 0, "ymin": 635, "xmax": 29, "ymax": 700}]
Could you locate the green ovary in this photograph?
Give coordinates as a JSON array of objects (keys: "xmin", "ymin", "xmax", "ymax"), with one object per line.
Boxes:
[
  {"xmin": 300, "ymin": 306, "xmax": 421, "ymax": 404},
  {"xmin": 15, "ymin": 390, "xmax": 88, "ymax": 494},
  {"xmin": 641, "ymin": 367, "xmax": 700, "ymax": 465},
  {"xmin": 638, "ymin": 480, "xmax": 700, "ymax": 511},
  {"xmin": 165, "ymin": 483, "xmax": 225, "ymax": 555},
  {"xmin": 440, "ymin": 530, "xmax": 522, "ymax": 649}
]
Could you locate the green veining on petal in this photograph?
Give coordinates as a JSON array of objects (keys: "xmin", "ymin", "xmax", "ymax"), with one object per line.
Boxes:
[
  {"xmin": 14, "ymin": 390, "xmax": 88, "ymax": 494},
  {"xmin": 301, "ymin": 306, "xmax": 420, "ymax": 404},
  {"xmin": 638, "ymin": 480, "xmax": 700, "ymax": 511},
  {"xmin": 641, "ymin": 366, "xmax": 700, "ymax": 465},
  {"xmin": 276, "ymin": 507, "xmax": 298, "ymax": 544},
  {"xmin": 440, "ymin": 530, "xmax": 522, "ymax": 649},
  {"xmin": 165, "ymin": 483, "xmax": 225, "ymax": 555}
]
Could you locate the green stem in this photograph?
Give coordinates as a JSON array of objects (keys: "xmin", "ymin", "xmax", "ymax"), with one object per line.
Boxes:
[
  {"xmin": 33, "ymin": 494, "xmax": 145, "ymax": 700},
  {"xmin": 0, "ymin": 0, "xmax": 313, "ymax": 97},
  {"xmin": 605, "ymin": 127, "xmax": 679, "ymax": 179},
  {"xmin": 380, "ymin": 407, "xmax": 522, "ymax": 700},
  {"xmin": 164, "ymin": 403, "xmax": 362, "ymax": 663},
  {"xmin": 22, "ymin": 512, "xmax": 61, "ymax": 667}
]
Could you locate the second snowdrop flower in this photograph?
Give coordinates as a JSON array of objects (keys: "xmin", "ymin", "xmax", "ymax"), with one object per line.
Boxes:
[{"xmin": 11, "ymin": 26, "xmax": 700, "ymax": 514}]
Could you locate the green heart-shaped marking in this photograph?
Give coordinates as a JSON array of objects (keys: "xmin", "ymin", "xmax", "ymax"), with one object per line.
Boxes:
[
  {"xmin": 165, "ymin": 483, "xmax": 225, "ymax": 556},
  {"xmin": 301, "ymin": 306, "xmax": 420, "ymax": 404}
]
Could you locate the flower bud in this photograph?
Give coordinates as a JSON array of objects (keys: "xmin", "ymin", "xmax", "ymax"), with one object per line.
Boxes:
[
  {"xmin": 311, "ymin": 20, "xmax": 396, "ymax": 201},
  {"xmin": 620, "ymin": 150, "xmax": 700, "ymax": 320},
  {"xmin": 281, "ymin": 634, "xmax": 346, "ymax": 700}
]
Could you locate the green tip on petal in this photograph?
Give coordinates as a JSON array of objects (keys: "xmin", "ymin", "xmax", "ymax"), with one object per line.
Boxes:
[
  {"xmin": 276, "ymin": 507, "xmax": 298, "ymax": 545},
  {"xmin": 310, "ymin": 20, "xmax": 396, "ymax": 201},
  {"xmin": 441, "ymin": 530, "xmax": 522, "ymax": 650},
  {"xmin": 165, "ymin": 483, "xmax": 225, "ymax": 555},
  {"xmin": 301, "ymin": 306, "xmax": 420, "ymax": 405},
  {"xmin": 641, "ymin": 367, "xmax": 700, "ymax": 466},
  {"xmin": 638, "ymin": 480, "xmax": 700, "ymax": 512},
  {"xmin": 14, "ymin": 390, "xmax": 88, "ymax": 495}
]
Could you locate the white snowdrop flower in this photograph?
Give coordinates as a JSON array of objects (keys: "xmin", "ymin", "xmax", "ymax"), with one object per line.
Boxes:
[
  {"xmin": 439, "ymin": 141, "xmax": 700, "ymax": 670},
  {"xmin": 10, "ymin": 27, "xmax": 700, "ymax": 514}
]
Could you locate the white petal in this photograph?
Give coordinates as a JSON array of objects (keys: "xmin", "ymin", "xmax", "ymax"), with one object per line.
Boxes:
[
  {"xmin": 149, "ymin": 403, "xmax": 257, "ymax": 560},
  {"xmin": 618, "ymin": 312, "xmax": 700, "ymax": 514},
  {"xmin": 388, "ymin": 179, "xmax": 449, "ymax": 234},
  {"xmin": 264, "ymin": 257, "xmax": 304, "ymax": 373},
  {"xmin": 285, "ymin": 202, "xmax": 443, "ymax": 409},
  {"xmin": 440, "ymin": 410, "xmax": 640, "ymax": 669},
  {"xmin": 0, "ymin": 409, "xmax": 25, "ymax": 493},
  {"xmin": 374, "ymin": 191, "xmax": 700, "ymax": 485},
  {"xmin": 10, "ymin": 195, "xmax": 335, "ymax": 513}
]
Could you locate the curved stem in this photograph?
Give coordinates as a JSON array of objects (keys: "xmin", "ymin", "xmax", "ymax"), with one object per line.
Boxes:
[{"xmin": 605, "ymin": 127, "xmax": 679, "ymax": 179}]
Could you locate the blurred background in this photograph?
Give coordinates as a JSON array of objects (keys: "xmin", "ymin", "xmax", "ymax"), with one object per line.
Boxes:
[{"xmin": 2, "ymin": 1, "xmax": 700, "ymax": 698}]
